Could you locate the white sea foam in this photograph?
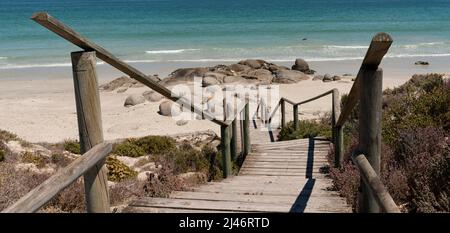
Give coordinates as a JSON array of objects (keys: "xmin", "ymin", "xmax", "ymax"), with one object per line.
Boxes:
[
  {"xmin": 0, "ymin": 57, "xmax": 7, "ymax": 60},
  {"xmin": 0, "ymin": 61, "xmax": 105, "ymax": 70},
  {"xmin": 387, "ymin": 53, "xmax": 450, "ymax": 58},
  {"xmin": 145, "ymin": 49, "xmax": 200, "ymax": 54},
  {"xmin": 3, "ymin": 53, "xmax": 450, "ymax": 70},
  {"xmin": 325, "ymin": 45, "xmax": 369, "ymax": 49},
  {"xmin": 401, "ymin": 42, "xmax": 446, "ymax": 49}
]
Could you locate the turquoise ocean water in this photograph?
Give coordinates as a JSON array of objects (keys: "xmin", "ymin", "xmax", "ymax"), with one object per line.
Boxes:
[{"xmin": 1, "ymin": 0, "xmax": 450, "ymax": 69}]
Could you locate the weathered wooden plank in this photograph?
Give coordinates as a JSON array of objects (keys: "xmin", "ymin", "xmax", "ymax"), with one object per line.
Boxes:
[
  {"xmin": 123, "ymin": 206, "xmax": 240, "ymax": 213},
  {"xmin": 252, "ymin": 140, "xmax": 330, "ymax": 146},
  {"xmin": 239, "ymin": 168, "xmax": 325, "ymax": 174},
  {"xmin": 243, "ymin": 160, "xmax": 327, "ymax": 165},
  {"xmin": 202, "ymin": 180, "xmax": 333, "ymax": 188},
  {"xmin": 192, "ymin": 187, "xmax": 338, "ymax": 198},
  {"xmin": 224, "ymin": 175, "xmax": 326, "ymax": 181},
  {"xmin": 243, "ymin": 158, "xmax": 327, "ymax": 162},
  {"xmin": 130, "ymin": 197, "xmax": 291, "ymax": 212},
  {"xmin": 170, "ymin": 191, "xmax": 345, "ymax": 203},
  {"xmin": 130, "ymin": 196, "xmax": 349, "ymax": 213},
  {"xmin": 239, "ymin": 171, "xmax": 326, "ymax": 177},
  {"xmin": 2, "ymin": 143, "xmax": 112, "ymax": 213},
  {"xmin": 252, "ymin": 144, "xmax": 330, "ymax": 148},
  {"xmin": 242, "ymin": 165, "xmax": 327, "ymax": 171},
  {"xmin": 169, "ymin": 192, "xmax": 350, "ymax": 210},
  {"xmin": 188, "ymin": 188, "xmax": 341, "ymax": 198}
]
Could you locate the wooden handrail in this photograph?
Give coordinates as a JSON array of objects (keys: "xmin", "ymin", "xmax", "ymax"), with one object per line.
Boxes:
[
  {"xmin": 352, "ymin": 154, "xmax": 400, "ymax": 213},
  {"xmin": 2, "ymin": 143, "xmax": 113, "ymax": 213},
  {"xmin": 293, "ymin": 89, "xmax": 335, "ymax": 106},
  {"xmin": 31, "ymin": 12, "xmax": 228, "ymax": 127},
  {"xmin": 335, "ymin": 33, "xmax": 392, "ymax": 128},
  {"xmin": 254, "ymin": 89, "xmax": 336, "ymax": 124},
  {"xmin": 280, "ymin": 98, "xmax": 296, "ymax": 106}
]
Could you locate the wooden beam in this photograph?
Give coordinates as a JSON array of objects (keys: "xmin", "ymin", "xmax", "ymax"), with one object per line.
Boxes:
[
  {"xmin": 280, "ymin": 99, "xmax": 286, "ymax": 128},
  {"xmin": 71, "ymin": 51, "xmax": 110, "ymax": 212},
  {"xmin": 331, "ymin": 89, "xmax": 343, "ymax": 168},
  {"xmin": 30, "ymin": 12, "xmax": 226, "ymax": 126},
  {"xmin": 268, "ymin": 99, "xmax": 282, "ymax": 124},
  {"xmin": 221, "ymin": 125, "xmax": 232, "ymax": 178},
  {"xmin": 335, "ymin": 32, "xmax": 392, "ymax": 128},
  {"xmin": 2, "ymin": 143, "xmax": 112, "ymax": 213},
  {"xmin": 293, "ymin": 105, "xmax": 299, "ymax": 130},
  {"xmin": 242, "ymin": 102, "xmax": 251, "ymax": 156},
  {"xmin": 230, "ymin": 119, "xmax": 238, "ymax": 161},
  {"xmin": 352, "ymin": 154, "xmax": 400, "ymax": 213}
]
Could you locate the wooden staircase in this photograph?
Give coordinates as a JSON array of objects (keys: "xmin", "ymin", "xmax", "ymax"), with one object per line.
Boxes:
[{"xmin": 123, "ymin": 123, "xmax": 352, "ymax": 213}]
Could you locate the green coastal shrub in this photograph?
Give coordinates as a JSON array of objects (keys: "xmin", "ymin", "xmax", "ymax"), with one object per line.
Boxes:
[
  {"xmin": 382, "ymin": 73, "xmax": 450, "ymax": 144},
  {"xmin": 134, "ymin": 136, "xmax": 177, "ymax": 154},
  {"xmin": 106, "ymin": 156, "xmax": 138, "ymax": 182},
  {"xmin": 202, "ymin": 144, "xmax": 222, "ymax": 180},
  {"xmin": 112, "ymin": 136, "xmax": 177, "ymax": 158},
  {"xmin": 159, "ymin": 143, "xmax": 209, "ymax": 175},
  {"xmin": 113, "ymin": 142, "xmax": 145, "ymax": 157},
  {"xmin": 21, "ymin": 152, "xmax": 48, "ymax": 168},
  {"xmin": 51, "ymin": 153, "xmax": 72, "ymax": 167},
  {"xmin": 0, "ymin": 130, "xmax": 18, "ymax": 142},
  {"xmin": 63, "ymin": 140, "xmax": 81, "ymax": 154},
  {"xmin": 142, "ymin": 144, "xmax": 224, "ymax": 198},
  {"xmin": 278, "ymin": 119, "xmax": 332, "ymax": 141}
]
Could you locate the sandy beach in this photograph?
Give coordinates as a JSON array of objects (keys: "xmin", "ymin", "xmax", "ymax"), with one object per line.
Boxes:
[{"xmin": 0, "ymin": 56, "xmax": 448, "ymax": 143}]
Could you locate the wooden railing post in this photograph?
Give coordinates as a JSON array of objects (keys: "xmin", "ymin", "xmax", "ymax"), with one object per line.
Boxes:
[
  {"xmin": 293, "ymin": 105, "xmax": 299, "ymax": 130},
  {"xmin": 242, "ymin": 102, "xmax": 251, "ymax": 156},
  {"xmin": 230, "ymin": 119, "xmax": 237, "ymax": 161},
  {"xmin": 221, "ymin": 98, "xmax": 232, "ymax": 178},
  {"xmin": 220, "ymin": 124, "xmax": 232, "ymax": 178},
  {"xmin": 357, "ymin": 68, "xmax": 383, "ymax": 213},
  {"xmin": 332, "ymin": 89, "xmax": 343, "ymax": 168},
  {"xmin": 71, "ymin": 51, "xmax": 110, "ymax": 213},
  {"xmin": 260, "ymin": 101, "xmax": 265, "ymax": 121},
  {"xmin": 280, "ymin": 99, "xmax": 286, "ymax": 128}
]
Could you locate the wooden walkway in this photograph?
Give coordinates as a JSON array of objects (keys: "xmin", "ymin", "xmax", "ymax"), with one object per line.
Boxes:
[{"xmin": 123, "ymin": 122, "xmax": 351, "ymax": 213}]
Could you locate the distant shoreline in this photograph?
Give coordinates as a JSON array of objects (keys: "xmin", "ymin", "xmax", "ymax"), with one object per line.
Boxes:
[
  {"xmin": 0, "ymin": 56, "xmax": 449, "ymax": 84},
  {"xmin": 2, "ymin": 53, "xmax": 450, "ymax": 71}
]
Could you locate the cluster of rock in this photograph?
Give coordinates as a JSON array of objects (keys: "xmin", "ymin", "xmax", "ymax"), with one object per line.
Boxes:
[
  {"xmin": 100, "ymin": 75, "xmax": 160, "ymax": 93},
  {"xmin": 100, "ymin": 58, "xmax": 354, "ymax": 120},
  {"xmin": 312, "ymin": 73, "xmax": 355, "ymax": 83},
  {"xmin": 160, "ymin": 58, "xmax": 314, "ymax": 87},
  {"xmin": 100, "ymin": 59, "xmax": 320, "ymax": 116}
]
